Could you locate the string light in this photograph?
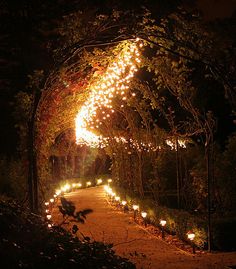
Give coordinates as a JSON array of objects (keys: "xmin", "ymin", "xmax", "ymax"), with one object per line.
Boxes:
[{"xmin": 75, "ymin": 40, "xmax": 142, "ymax": 147}]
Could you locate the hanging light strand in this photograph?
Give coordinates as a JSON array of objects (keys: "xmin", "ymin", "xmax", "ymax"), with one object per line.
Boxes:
[{"xmin": 75, "ymin": 40, "xmax": 142, "ymax": 147}]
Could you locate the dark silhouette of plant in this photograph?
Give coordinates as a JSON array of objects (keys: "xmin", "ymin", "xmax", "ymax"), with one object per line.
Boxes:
[{"xmin": 59, "ymin": 197, "xmax": 93, "ymax": 224}]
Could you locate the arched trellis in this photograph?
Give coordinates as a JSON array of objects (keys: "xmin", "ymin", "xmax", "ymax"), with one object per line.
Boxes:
[
  {"xmin": 29, "ymin": 40, "xmax": 141, "ymax": 211},
  {"xmin": 27, "ymin": 15, "xmax": 231, "ymax": 252},
  {"xmin": 29, "ymin": 38, "xmax": 172, "ymax": 212}
]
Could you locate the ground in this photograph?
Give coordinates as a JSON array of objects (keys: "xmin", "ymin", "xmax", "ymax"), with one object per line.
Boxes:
[{"xmin": 51, "ymin": 186, "xmax": 236, "ymax": 269}]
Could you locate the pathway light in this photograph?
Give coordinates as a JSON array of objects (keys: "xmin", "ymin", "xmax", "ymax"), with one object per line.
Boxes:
[
  {"xmin": 86, "ymin": 181, "xmax": 92, "ymax": 187},
  {"xmin": 141, "ymin": 211, "xmax": 147, "ymax": 227},
  {"xmin": 97, "ymin": 179, "xmax": 103, "ymax": 185},
  {"xmin": 160, "ymin": 219, "xmax": 166, "ymax": 239},
  {"xmin": 46, "ymin": 214, "xmax": 52, "ymax": 220},
  {"xmin": 187, "ymin": 231, "xmax": 196, "ymax": 254},
  {"xmin": 133, "ymin": 205, "xmax": 139, "ymax": 220}
]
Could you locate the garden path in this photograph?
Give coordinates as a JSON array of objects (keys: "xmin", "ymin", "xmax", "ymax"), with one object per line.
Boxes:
[{"xmin": 52, "ymin": 186, "xmax": 236, "ymax": 269}]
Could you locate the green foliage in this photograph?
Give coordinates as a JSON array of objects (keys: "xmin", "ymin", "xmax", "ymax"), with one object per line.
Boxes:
[{"xmin": 0, "ymin": 198, "xmax": 135, "ymax": 268}]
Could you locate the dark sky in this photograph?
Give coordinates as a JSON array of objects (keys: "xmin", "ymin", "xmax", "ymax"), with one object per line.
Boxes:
[{"xmin": 197, "ymin": 0, "xmax": 236, "ymax": 20}]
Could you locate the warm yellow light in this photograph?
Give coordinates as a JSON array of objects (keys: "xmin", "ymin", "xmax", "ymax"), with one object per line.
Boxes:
[
  {"xmin": 56, "ymin": 190, "xmax": 61, "ymax": 195},
  {"xmin": 160, "ymin": 220, "xmax": 166, "ymax": 226},
  {"xmin": 121, "ymin": 200, "xmax": 127, "ymax": 206},
  {"xmin": 115, "ymin": 196, "xmax": 120, "ymax": 201},
  {"xmin": 187, "ymin": 232, "xmax": 195, "ymax": 241},
  {"xmin": 141, "ymin": 212, "xmax": 147, "ymax": 218},
  {"xmin": 50, "ymin": 198, "xmax": 54, "ymax": 203},
  {"xmin": 45, "ymin": 202, "xmax": 49, "ymax": 206},
  {"xmin": 46, "ymin": 214, "xmax": 52, "ymax": 220},
  {"xmin": 75, "ymin": 41, "xmax": 141, "ymax": 147},
  {"xmin": 97, "ymin": 179, "xmax": 103, "ymax": 184},
  {"xmin": 108, "ymin": 179, "xmax": 112, "ymax": 183},
  {"xmin": 133, "ymin": 205, "xmax": 139, "ymax": 211},
  {"xmin": 61, "ymin": 184, "xmax": 71, "ymax": 192},
  {"xmin": 104, "ymin": 185, "xmax": 109, "ymax": 191},
  {"xmin": 86, "ymin": 181, "xmax": 92, "ymax": 186}
]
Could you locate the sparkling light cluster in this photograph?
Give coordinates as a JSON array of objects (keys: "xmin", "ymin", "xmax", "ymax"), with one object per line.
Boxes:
[
  {"xmin": 166, "ymin": 139, "xmax": 187, "ymax": 150},
  {"xmin": 75, "ymin": 39, "xmax": 142, "ymax": 147},
  {"xmin": 100, "ymin": 136, "xmax": 187, "ymax": 152}
]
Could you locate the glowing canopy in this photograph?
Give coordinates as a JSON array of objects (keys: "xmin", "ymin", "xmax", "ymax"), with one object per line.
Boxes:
[{"xmin": 75, "ymin": 40, "xmax": 142, "ymax": 147}]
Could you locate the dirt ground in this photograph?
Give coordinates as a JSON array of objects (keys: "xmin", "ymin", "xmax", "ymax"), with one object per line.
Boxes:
[{"xmin": 51, "ymin": 186, "xmax": 236, "ymax": 269}]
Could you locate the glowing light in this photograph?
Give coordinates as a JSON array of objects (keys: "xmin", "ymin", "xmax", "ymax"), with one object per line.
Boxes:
[
  {"xmin": 61, "ymin": 184, "xmax": 71, "ymax": 192},
  {"xmin": 97, "ymin": 179, "xmax": 103, "ymax": 185},
  {"xmin": 46, "ymin": 214, "xmax": 52, "ymax": 220},
  {"xmin": 166, "ymin": 139, "xmax": 187, "ymax": 150},
  {"xmin": 160, "ymin": 220, "xmax": 166, "ymax": 226},
  {"xmin": 75, "ymin": 40, "xmax": 141, "ymax": 147},
  {"xmin": 141, "ymin": 212, "xmax": 147, "ymax": 218},
  {"xmin": 133, "ymin": 205, "xmax": 139, "ymax": 211},
  {"xmin": 45, "ymin": 202, "xmax": 49, "ymax": 206},
  {"xmin": 86, "ymin": 181, "xmax": 92, "ymax": 187},
  {"xmin": 187, "ymin": 232, "xmax": 195, "ymax": 241},
  {"xmin": 121, "ymin": 201, "xmax": 127, "ymax": 206},
  {"xmin": 50, "ymin": 198, "xmax": 54, "ymax": 203},
  {"xmin": 115, "ymin": 196, "xmax": 120, "ymax": 201}
]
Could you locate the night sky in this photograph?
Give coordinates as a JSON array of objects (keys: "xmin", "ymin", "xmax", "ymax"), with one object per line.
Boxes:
[{"xmin": 197, "ymin": 0, "xmax": 236, "ymax": 20}]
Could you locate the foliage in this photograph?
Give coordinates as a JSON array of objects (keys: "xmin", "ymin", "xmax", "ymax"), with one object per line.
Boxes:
[
  {"xmin": 13, "ymin": 91, "xmax": 33, "ymax": 152},
  {"xmin": 0, "ymin": 157, "xmax": 27, "ymax": 201},
  {"xmin": 213, "ymin": 133, "xmax": 236, "ymax": 212},
  {"xmin": 2, "ymin": 0, "xmax": 235, "ymax": 220},
  {"xmin": 59, "ymin": 197, "xmax": 93, "ymax": 224},
  {"xmin": 113, "ymin": 185, "xmax": 207, "ymax": 249},
  {"xmin": 0, "ymin": 197, "xmax": 135, "ymax": 268}
]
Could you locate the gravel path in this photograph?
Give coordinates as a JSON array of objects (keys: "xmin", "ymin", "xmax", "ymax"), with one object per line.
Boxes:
[{"xmin": 52, "ymin": 186, "xmax": 236, "ymax": 269}]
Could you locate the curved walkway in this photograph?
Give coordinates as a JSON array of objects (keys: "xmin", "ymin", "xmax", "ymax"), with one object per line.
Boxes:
[{"xmin": 52, "ymin": 186, "xmax": 236, "ymax": 269}]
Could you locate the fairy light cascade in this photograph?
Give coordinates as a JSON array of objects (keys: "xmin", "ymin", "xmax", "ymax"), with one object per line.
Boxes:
[
  {"xmin": 75, "ymin": 39, "xmax": 142, "ymax": 147},
  {"xmin": 75, "ymin": 39, "xmax": 187, "ymax": 151}
]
